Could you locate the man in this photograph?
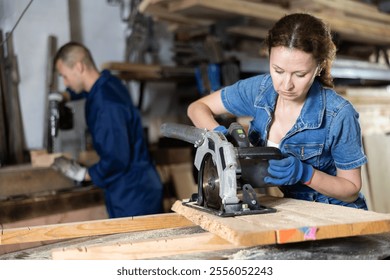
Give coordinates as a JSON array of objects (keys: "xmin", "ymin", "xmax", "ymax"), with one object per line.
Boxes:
[{"xmin": 52, "ymin": 42, "xmax": 163, "ymax": 218}]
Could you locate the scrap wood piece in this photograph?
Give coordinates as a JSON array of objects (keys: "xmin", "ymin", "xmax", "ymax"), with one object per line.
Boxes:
[
  {"xmin": 171, "ymin": 196, "xmax": 390, "ymax": 246},
  {"xmin": 51, "ymin": 232, "xmax": 240, "ymax": 260},
  {"xmin": 0, "ymin": 213, "xmax": 194, "ymax": 245}
]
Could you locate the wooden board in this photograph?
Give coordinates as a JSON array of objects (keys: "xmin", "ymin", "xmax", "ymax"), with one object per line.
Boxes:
[
  {"xmin": 0, "ymin": 164, "xmax": 74, "ymax": 198},
  {"xmin": 0, "ymin": 205, "xmax": 108, "ymax": 255},
  {"xmin": 139, "ymin": 0, "xmax": 390, "ymax": 45},
  {"xmin": 51, "ymin": 232, "xmax": 238, "ymax": 260},
  {"xmin": 1, "ymin": 213, "xmax": 194, "ymax": 246},
  {"xmin": 0, "ymin": 187, "xmax": 105, "ymax": 223},
  {"xmin": 172, "ymin": 196, "xmax": 390, "ymax": 246}
]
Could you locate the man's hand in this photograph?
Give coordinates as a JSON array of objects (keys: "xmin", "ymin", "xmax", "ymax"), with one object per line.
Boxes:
[
  {"xmin": 52, "ymin": 156, "xmax": 87, "ymax": 182},
  {"xmin": 48, "ymin": 92, "xmax": 64, "ymax": 102},
  {"xmin": 264, "ymin": 156, "xmax": 314, "ymax": 186}
]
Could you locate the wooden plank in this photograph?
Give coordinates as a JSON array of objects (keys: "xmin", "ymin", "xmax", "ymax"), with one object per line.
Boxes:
[
  {"xmin": 172, "ymin": 196, "xmax": 390, "ymax": 246},
  {"xmin": 0, "ymin": 30, "xmax": 9, "ymax": 164},
  {"xmin": 170, "ymin": 163, "xmax": 197, "ymax": 200},
  {"xmin": 0, "ymin": 213, "xmax": 194, "ymax": 245},
  {"xmin": 140, "ymin": 0, "xmax": 390, "ymax": 45},
  {"xmin": 227, "ymin": 26, "xmax": 269, "ymax": 39},
  {"xmin": 101, "ymin": 61, "xmax": 194, "ymax": 81},
  {"xmin": 0, "ymin": 187, "xmax": 105, "ymax": 223},
  {"xmin": 0, "ymin": 205, "xmax": 107, "ymax": 255},
  {"xmin": 293, "ymin": 0, "xmax": 390, "ymax": 25},
  {"xmin": 169, "ymin": 0, "xmax": 286, "ymax": 22},
  {"xmin": 3, "ymin": 32, "xmax": 26, "ymax": 164},
  {"xmin": 139, "ymin": 1, "xmax": 213, "ymax": 26},
  {"xmin": 362, "ymin": 134, "xmax": 390, "ymax": 214},
  {"xmin": 51, "ymin": 231, "xmax": 238, "ymax": 260},
  {"xmin": 0, "ymin": 165, "xmax": 74, "ymax": 198}
]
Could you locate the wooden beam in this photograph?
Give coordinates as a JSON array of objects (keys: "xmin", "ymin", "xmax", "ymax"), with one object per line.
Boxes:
[
  {"xmin": 169, "ymin": 0, "xmax": 286, "ymax": 22},
  {"xmin": 139, "ymin": 2, "xmax": 213, "ymax": 26},
  {"xmin": 140, "ymin": 0, "xmax": 390, "ymax": 45},
  {"xmin": 172, "ymin": 196, "xmax": 390, "ymax": 246},
  {"xmin": 0, "ymin": 213, "xmax": 194, "ymax": 245},
  {"xmin": 101, "ymin": 61, "xmax": 195, "ymax": 82},
  {"xmin": 0, "ymin": 165, "xmax": 74, "ymax": 198},
  {"xmin": 51, "ymin": 232, "xmax": 239, "ymax": 260},
  {"xmin": 0, "ymin": 187, "xmax": 105, "ymax": 223},
  {"xmin": 227, "ymin": 26, "xmax": 269, "ymax": 39},
  {"xmin": 293, "ymin": 0, "xmax": 390, "ymax": 25}
]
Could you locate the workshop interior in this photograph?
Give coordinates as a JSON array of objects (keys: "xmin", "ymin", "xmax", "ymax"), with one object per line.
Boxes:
[{"xmin": 1, "ymin": 0, "xmax": 390, "ymax": 260}]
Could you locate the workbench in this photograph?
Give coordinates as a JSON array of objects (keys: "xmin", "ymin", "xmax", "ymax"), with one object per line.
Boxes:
[
  {"xmin": 1, "ymin": 197, "xmax": 390, "ymax": 260},
  {"xmin": 1, "ymin": 223, "xmax": 390, "ymax": 260}
]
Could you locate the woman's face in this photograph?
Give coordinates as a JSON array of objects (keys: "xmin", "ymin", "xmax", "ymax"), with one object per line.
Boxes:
[{"xmin": 269, "ymin": 46, "xmax": 319, "ymax": 103}]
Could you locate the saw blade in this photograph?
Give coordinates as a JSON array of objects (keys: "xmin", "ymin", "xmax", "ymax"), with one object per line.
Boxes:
[{"xmin": 199, "ymin": 153, "xmax": 222, "ymax": 210}]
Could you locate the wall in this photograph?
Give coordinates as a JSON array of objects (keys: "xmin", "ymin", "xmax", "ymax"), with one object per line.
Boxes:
[{"xmin": 0, "ymin": 0, "xmax": 175, "ymax": 154}]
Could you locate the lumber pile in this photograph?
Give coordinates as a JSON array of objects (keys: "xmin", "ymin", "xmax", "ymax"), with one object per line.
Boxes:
[{"xmin": 139, "ymin": 0, "xmax": 390, "ymax": 46}]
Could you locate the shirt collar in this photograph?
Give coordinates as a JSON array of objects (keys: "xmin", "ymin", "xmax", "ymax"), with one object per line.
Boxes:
[
  {"xmin": 89, "ymin": 70, "xmax": 111, "ymax": 95},
  {"xmin": 298, "ymin": 79, "xmax": 325, "ymax": 129},
  {"xmin": 258, "ymin": 76, "xmax": 325, "ymax": 129}
]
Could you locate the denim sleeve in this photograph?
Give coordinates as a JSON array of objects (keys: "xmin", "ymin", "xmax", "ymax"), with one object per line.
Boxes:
[
  {"xmin": 221, "ymin": 75, "xmax": 264, "ymax": 117},
  {"xmin": 329, "ymin": 103, "xmax": 367, "ymax": 169}
]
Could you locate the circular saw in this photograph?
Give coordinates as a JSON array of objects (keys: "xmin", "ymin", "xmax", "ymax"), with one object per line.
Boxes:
[{"xmin": 161, "ymin": 122, "xmax": 283, "ymax": 217}]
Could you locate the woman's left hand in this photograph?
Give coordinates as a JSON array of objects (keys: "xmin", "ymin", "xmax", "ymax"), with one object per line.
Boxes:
[{"xmin": 264, "ymin": 156, "xmax": 314, "ymax": 186}]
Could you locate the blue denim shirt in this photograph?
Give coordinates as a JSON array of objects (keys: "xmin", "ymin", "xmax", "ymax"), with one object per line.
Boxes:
[{"xmin": 221, "ymin": 74, "xmax": 368, "ymax": 209}]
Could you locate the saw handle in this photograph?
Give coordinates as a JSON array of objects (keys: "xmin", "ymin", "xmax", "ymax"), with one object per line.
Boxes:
[
  {"xmin": 227, "ymin": 122, "xmax": 250, "ymax": 147},
  {"xmin": 160, "ymin": 123, "xmax": 206, "ymax": 145}
]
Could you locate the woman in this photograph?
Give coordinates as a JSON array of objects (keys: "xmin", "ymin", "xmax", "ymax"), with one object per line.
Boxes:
[{"xmin": 187, "ymin": 13, "xmax": 368, "ymax": 210}]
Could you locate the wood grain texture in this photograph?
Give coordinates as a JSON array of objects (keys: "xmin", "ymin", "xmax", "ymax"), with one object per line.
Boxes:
[
  {"xmin": 139, "ymin": 0, "xmax": 390, "ymax": 45},
  {"xmin": 171, "ymin": 196, "xmax": 390, "ymax": 246},
  {"xmin": 0, "ymin": 165, "xmax": 74, "ymax": 197},
  {"xmin": 51, "ymin": 232, "xmax": 238, "ymax": 260},
  {"xmin": 1, "ymin": 213, "xmax": 194, "ymax": 245}
]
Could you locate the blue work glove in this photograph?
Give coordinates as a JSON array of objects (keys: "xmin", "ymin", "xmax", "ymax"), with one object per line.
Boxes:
[
  {"xmin": 213, "ymin": 125, "xmax": 228, "ymax": 135},
  {"xmin": 264, "ymin": 156, "xmax": 314, "ymax": 186}
]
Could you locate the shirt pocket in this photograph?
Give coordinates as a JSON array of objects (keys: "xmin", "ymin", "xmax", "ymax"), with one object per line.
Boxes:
[{"xmin": 283, "ymin": 143, "xmax": 323, "ymax": 168}]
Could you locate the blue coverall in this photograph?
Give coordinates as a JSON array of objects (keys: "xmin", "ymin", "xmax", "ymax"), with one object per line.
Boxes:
[{"xmin": 68, "ymin": 70, "xmax": 163, "ymax": 218}]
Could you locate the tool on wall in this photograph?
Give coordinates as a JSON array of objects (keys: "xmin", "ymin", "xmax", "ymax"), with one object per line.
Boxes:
[
  {"xmin": 45, "ymin": 35, "xmax": 74, "ymax": 153},
  {"xmin": 161, "ymin": 122, "xmax": 283, "ymax": 217}
]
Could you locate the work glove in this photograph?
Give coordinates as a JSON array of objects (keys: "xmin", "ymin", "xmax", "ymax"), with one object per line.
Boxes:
[
  {"xmin": 213, "ymin": 125, "xmax": 228, "ymax": 135},
  {"xmin": 48, "ymin": 92, "xmax": 64, "ymax": 103},
  {"xmin": 52, "ymin": 156, "xmax": 87, "ymax": 182},
  {"xmin": 264, "ymin": 156, "xmax": 314, "ymax": 186}
]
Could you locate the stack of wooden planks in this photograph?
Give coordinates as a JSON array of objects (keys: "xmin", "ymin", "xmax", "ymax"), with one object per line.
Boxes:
[{"xmin": 139, "ymin": 0, "xmax": 390, "ymax": 45}]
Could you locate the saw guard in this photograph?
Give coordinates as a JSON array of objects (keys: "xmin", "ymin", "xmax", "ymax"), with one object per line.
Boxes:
[{"xmin": 194, "ymin": 130, "xmax": 240, "ymax": 206}]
